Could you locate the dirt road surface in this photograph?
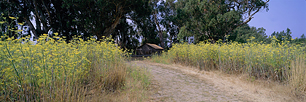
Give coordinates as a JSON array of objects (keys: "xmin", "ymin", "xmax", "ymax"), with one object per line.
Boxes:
[{"xmin": 128, "ymin": 61, "xmax": 297, "ymax": 102}]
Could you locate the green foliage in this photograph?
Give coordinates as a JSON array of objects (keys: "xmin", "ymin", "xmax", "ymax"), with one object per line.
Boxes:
[
  {"xmin": 128, "ymin": 65, "xmax": 151, "ymax": 89},
  {"xmin": 271, "ymin": 28, "xmax": 292, "ymax": 43},
  {"xmin": 291, "ymin": 34, "xmax": 306, "ymax": 45},
  {"xmin": 113, "ymin": 18, "xmax": 140, "ymax": 51},
  {"xmin": 0, "ymin": 0, "xmax": 151, "ymax": 41},
  {"xmin": 0, "ymin": 34, "xmax": 127, "ymax": 101},
  {"xmin": 174, "ymin": 0, "xmax": 269, "ymax": 43},
  {"xmin": 62, "ymin": 0, "xmax": 151, "ymax": 40},
  {"xmin": 229, "ymin": 24, "xmax": 269, "ymax": 43},
  {"xmin": 0, "ymin": 0, "xmax": 282, "ymax": 51},
  {"xmin": 157, "ymin": 40, "xmax": 305, "ymax": 82}
]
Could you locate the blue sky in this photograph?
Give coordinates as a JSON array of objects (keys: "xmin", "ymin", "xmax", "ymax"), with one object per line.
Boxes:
[{"xmin": 248, "ymin": 0, "xmax": 306, "ymax": 38}]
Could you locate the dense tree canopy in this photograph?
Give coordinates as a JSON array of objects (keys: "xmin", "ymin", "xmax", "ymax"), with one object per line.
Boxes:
[
  {"xmin": 174, "ymin": 0, "xmax": 270, "ymax": 43},
  {"xmin": 0, "ymin": 0, "xmax": 151, "ymax": 41},
  {"xmin": 62, "ymin": 0, "xmax": 152, "ymax": 40},
  {"xmin": 229, "ymin": 24, "xmax": 268, "ymax": 43},
  {"xmin": 2, "ymin": 0, "xmax": 291, "ymax": 51},
  {"xmin": 271, "ymin": 28, "xmax": 292, "ymax": 43}
]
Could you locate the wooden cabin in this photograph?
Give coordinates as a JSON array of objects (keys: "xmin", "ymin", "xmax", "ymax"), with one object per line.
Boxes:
[{"xmin": 136, "ymin": 43, "xmax": 163, "ymax": 55}]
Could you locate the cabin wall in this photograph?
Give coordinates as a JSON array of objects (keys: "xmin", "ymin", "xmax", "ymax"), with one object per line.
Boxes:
[{"xmin": 136, "ymin": 44, "xmax": 163, "ymax": 55}]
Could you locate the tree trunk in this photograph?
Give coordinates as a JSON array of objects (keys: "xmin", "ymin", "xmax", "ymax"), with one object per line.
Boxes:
[
  {"xmin": 153, "ymin": 11, "xmax": 165, "ymax": 48},
  {"xmin": 102, "ymin": 16, "xmax": 121, "ymax": 38},
  {"xmin": 169, "ymin": 34, "xmax": 173, "ymax": 47},
  {"xmin": 24, "ymin": 18, "xmax": 38, "ymax": 39}
]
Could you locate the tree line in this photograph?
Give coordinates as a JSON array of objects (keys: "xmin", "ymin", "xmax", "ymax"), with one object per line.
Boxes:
[
  {"xmin": 229, "ymin": 24, "xmax": 306, "ymax": 45},
  {"xmin": 6, "ymin": 0, "xmax": 306, "ymax": 51}
]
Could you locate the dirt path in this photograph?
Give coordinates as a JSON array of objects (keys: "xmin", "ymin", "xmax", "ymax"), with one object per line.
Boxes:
[{"xmin": 128, "ymin": 61, "xmax": 297, "ymax": 102}]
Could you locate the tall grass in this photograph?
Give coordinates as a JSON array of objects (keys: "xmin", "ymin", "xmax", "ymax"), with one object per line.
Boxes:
[
  {"xmin": 290, "ymin": 56, "xmax": 306, "ymax": 94},
  {"xmin": 153, "ymin": 37, "xmax": 306, "ymax": 93},
  {"xmin": 0, "ymin": 34, "xmax": 128, "ymax": 101}
]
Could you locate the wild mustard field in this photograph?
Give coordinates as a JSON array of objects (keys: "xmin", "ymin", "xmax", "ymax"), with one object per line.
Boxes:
[
  {"xmin": 153, "ymin": 37, "xmax": 306, "ymax": 93},
  {"xmin": 0, "ymin": 34, "xmax": 139, "ymax": 101}
]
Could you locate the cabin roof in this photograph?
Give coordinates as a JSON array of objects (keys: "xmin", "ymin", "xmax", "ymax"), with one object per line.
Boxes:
[
  {"xmin": 146, "ymin": 43, "xmax": 163, "ymax": 50},
  {"xmin": 146, "ymin": 43, "xmax": 164, "ymax": 50},
  {"xmin": 137, "ymin": 43, "xmax": 163, "ymax": 50}
]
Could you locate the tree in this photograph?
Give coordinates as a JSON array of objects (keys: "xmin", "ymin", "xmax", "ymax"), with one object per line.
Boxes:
[
  {"xmin": 291, "ymin": 34, "xmax": 306, "ymax": 45},
  {"xmin": 134, "ymin": 16, "xmax": 160, "ymax": 46},
  {"xmin": 140, "ymin": 0, "xmax": 177, "ymax": 48},
  {"xmin": 113, "ymin": 17, "xmax": 140, "ymax": 51},
  {"xmin": 229, "ymin": 24, "xmax": 268, "ymax": 43},
  {"xmin": 124, "ymin": 0, "xmax": 169, "ymax": 48},
  {"xmin": 159, "ymin": 0, "xmax": 180, "ymax": 47},
  {"xmin": 271, "ymin": 28, "xmax": 292, "ymax": 43},
  {"xmin": 0, "ymin": 0, "xmax": 85, "ymax": 41},
  {"xmin": 1, "ymin": 0, "xmax": 152, "ymax": 41},
  {"xmin": 174, "ymin": 0, "xmax": 270, "ymax": 43},
  {"xmin": 62, "ymin": 0, "xmax": 151, "ymax": 40}
]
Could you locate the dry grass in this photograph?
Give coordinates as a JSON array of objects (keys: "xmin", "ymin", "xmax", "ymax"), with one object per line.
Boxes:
[
  {"xmin": 151, "ymin": 53, "xmax": 171, "ymax": 65},
  {"xmin": 160, "ymin": 42, "xmax": 306, "ymax": 82},
  {"xmin": 290, "ymin": 56, "xmax": 306, "ymax": 99},
  {"xmin": 83, "ymin": 64, "xmax": 151, "ymax": 102},
  {"xmin": 151, "ymin": 42, "xmax": 306, "ymax": 101},
  {"xmin": 151, "ymin": 58, "xmax": 306, "ymax": 101},
  {"xmin": 144, "ymin": 60, "xmax": 301, "ymax": 101},
  {"xmin": 43, "ymin": 57, "xmax": 151, "ymax": 102},
  {"xmin": 36, "ymin": 59, "xmax": 150, "ymax": 102}
]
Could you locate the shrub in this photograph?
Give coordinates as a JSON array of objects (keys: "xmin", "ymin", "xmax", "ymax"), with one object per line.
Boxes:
[
  {"xmin": 0, "ymin": 34, "xmax": 127, "ymax": 101},
  {"xmin": 156, "ymin": 40, "xmax": 306, "ymax": 93}
]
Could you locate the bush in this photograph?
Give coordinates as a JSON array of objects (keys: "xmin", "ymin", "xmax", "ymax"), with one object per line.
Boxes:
[
  {"xmin": 155, "ymin": 40, "xmax": 306, "ymax": 94},
  {"xmin": 0, "ymin": 35, "xmax": 127, "ymax": 101}
]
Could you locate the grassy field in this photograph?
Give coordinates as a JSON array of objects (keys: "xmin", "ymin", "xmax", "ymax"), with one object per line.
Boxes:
[
  {"xmin": 0, "ymin": 35, "xmax": 150, "ymax": 101},
  {"xmin": 152, "ymin": 38, "xmax": 306, "ymax": 95}
]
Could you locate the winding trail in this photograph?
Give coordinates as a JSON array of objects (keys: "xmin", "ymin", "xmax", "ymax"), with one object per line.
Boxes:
[{"xmin": 128, "ymin": 61, "xmax": 296, "ymax": 102}]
